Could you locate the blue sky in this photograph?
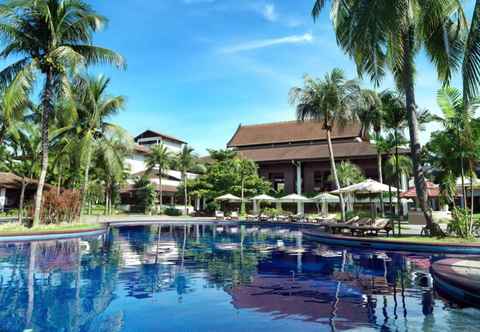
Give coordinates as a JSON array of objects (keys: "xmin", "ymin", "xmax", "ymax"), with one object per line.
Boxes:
[{"xmin": 89, "ymin": 0, "xmax": 473, "ymax": 155}]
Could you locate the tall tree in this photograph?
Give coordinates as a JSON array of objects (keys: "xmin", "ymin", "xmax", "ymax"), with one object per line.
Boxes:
[
  {"xmin": 290, "ymin": 69, "xmax": 359, "ymax": 221},
  {"xmin": 175, "ymin": 146, "xmax": 196, "ymax": 214},
  {"xmin": 312, "ymin": 0, "xmax": 466, "ymax": 234},
  {"xmin": 356, "ymin": 89, "xmax": 384, "ymax": 213},
  {"xmin": 145, "ymin": 144, "xmax": 172, "ymax": 213},
  {"xmin": 59, "ymin": 74, "xmax": 125, "ymax": 215},
  {"xmin": 0, "ymin": 0, "xmax": 125, "ymax": 225},
  {"xmin": 234, "ymin": 158, "xmax": 257, "ymax": 215}
]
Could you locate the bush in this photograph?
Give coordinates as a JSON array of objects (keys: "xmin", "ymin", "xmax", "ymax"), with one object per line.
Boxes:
[
  {"xmin": 34, "ymin": 189, "xmax": 81, "ymax": 224},
  {"xmin": 164, "ymin": 207, "xmax": 182, "ymax": 216},
  {"xmin": 261, "ymin": 208, "xmax": 285, "ymax": 217},
  {"xmin": 132, "ymin": 176, "xmax": 156, "ymax": 214},
  {"xmin": 448, "ymin": 208, "xmax": 476, "ymax": 239},
  {"xmin": 205, "ymin": 201, "xmax": 219, "ymax": 214}
]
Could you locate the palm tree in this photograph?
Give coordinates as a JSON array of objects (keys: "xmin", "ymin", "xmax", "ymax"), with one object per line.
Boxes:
[
  {"xmin": 59, "ymin": 74, "xmax": 125, "ymax": 215},
  {"xmin": 0, "ymin": 69, "xmax": 32, "ymax": 144},
  {"xmin": 312, "ymin": 0, "xmax": 466, "ymax": 234},
  {"xmin": 175, "ymin": 146, "xmax": 196, "ymax": 214},
  {"xmin": 6, "ymin": 122, "xmax": 41, "ymax": 223},
  {"xmin": 356, "ymin": 89, "xmax": 384, "ymax": 213},
  {"xmin": 332, "ymin": 161, "xmax": 365, "ymax": 212},
  {"xmin": 0, "ymin": 0, "xmax": 125, "ymax": 225},
  {"xmin": 434, "ymin": 86, "xmax": 480, "ymax": 228},
  {"xmin": 146, "ymin": 144, "xmax": 172, "ymax": 213},
  {"xmin": 93, "ymin": 128, "xmax": 133, "ymax": 215},
  {"xmin": 290, "ymin": 69, "xmax": 359, "ymax": 221}
]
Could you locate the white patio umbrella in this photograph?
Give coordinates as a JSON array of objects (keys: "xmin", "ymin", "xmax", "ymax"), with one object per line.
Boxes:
[
  {"xmin": 215, "ymin": 193, "xmax": 241, "ymax": 201},
  {"xmin": 251, "ymin": 194, "xmax": 277, "ymax": 213},
  {"xmin": 331, "ymin": 179, "xmax": 399, "ymax": 219},
  {"xmin": 313, "ymin": 192, "xmax": 340, "ymax": 216},
  {"xmin": 279, "ymin": 194, "xmax": 309, "ymax": 214},
  {"xmin": 331, "ymin": 179, "xmax": 399, "ymax": 194}
]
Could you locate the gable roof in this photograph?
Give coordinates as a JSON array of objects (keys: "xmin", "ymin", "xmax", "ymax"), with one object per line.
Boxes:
[
  {"xmin": 135, "ymin": 130, "xmax": 186, "ymax": 144},
  {"xmin": 227, "ymin": 121, "xmax": 362, "ymax": 147}
]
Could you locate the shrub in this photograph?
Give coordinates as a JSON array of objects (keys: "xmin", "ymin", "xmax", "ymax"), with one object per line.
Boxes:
[
  {"xmin": 34, "ymin": 189, "xmax": 81, "ymax": 224},
  {"xmin": 164, "ymin": 207, "xmax": 182, "ymax": 216},
  {"xmin": 132, "ymin": 176, "xmax": 156, "ymax": 214},
  {"xmin": 261, "ymin": 208, "xmax": 284, "ymax": 217},
  {"xmin": 448, "ymin": 208, "xmax": 477, "ymax": 239},
  {"xmin": 205, "ymin": 201, "xmax": 219, "ymax": 214}
]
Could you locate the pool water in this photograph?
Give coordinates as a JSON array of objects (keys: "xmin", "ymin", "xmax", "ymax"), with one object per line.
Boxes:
[{"xmin": 0, "ymin": 224, "xmax": 479, "ymax": 332}]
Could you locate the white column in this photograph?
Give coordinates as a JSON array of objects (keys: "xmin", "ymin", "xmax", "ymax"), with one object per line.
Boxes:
[
  {"xmin": 295, "ymin": 162, "xmax": 304, "ymax": 214},
  {"xmin": 0, "ymin": 188, "xmax": 5, "ymax": 212},
  {"xmin": 253, "ymin": 200, "xmax": 258, "ymax": 214},
  {"xmin": 195, "ymin": 197, "xmax": 200, "ymax": 211}
]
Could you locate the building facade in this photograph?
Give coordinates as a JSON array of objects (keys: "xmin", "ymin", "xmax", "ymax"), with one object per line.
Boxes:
[
  {"xmin": 121, "ymin": 130, "xmax": 197, "ymax": 211},
  {"xmin": 227, "ymin": 121, "xmax": 395, "ymax": 196}
]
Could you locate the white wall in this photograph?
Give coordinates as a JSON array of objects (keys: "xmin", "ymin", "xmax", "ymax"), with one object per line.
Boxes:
[{"xmin": 125, "ymin": 153, "xmax": 146, "ymax": 175}]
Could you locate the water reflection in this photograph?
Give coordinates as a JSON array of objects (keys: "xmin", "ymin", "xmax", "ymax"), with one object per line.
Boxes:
[{"xmin": 0, "ymin": 224, "xmax": 478, "ymax": 331}]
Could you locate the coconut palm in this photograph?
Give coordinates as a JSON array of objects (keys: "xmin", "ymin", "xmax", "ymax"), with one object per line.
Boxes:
[
  {"xmin": 145, "ymin": 144, "xmax": 172, "ymax": 213},
  {"xmin": 386, "ymin": 154, "xmax": 412, "ymax": 230},
  {"xmin": 312, "ymin": 0, "xmax": 466, "ymax": 233},
  {"xmin": 0, "ymin": 0, "xmax": 125, "ymax": 225},
  {"xmin": 59, "ymin": 74, "xmax": 125, "ymax": 215},
  {"xmin": 356, "ymin": 89, "xmax": 385, "ymax": 214},
  {"xmin": 290, "ymin": 69, "xmax": 359, "ymax": 221},
  {"xmin": 175, "ymin": 146, "xmax": 196, "ymax": 214}
]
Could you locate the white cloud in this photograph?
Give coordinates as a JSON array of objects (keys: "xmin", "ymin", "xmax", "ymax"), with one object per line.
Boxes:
[
  {"xmin": 262, "ymin": 4, "xmax": 277, "ymax": 22},
  {"xmin": 220, "ymin": 33, "xmax": 313, "ymax": 54}
]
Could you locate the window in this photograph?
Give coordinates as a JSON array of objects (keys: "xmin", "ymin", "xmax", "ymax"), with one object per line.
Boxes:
[
  {"xmin": 313, "ymin": 171, "xmax": 323, "ymax": 191},
  {"xmin": 269, "ymin": 173, "xmax": 285, "ymax": 191}
]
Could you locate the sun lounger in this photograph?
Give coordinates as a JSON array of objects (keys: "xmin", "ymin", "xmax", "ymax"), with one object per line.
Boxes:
[
  {"xmin": 215, "ymin": 211, "xmax": 225, "ymax": 220},
  {"xmin": 289, "ymin": 214, "xmax": 305, "ymax": 223},
  {"xmin": 230, "ymin": 211, "xmax": 240, "ymax": 220},
  {"xmin": 259, "ymin": 214, "xmax": 269, "ymax": 222},
  {"xmin": 246, "ymin": 214, "xmax": 258, "ymax": 221},
  {"xmin": 277, "ymin": 214, "xmax": 289, "ymax": 222},
  {"xmin": 328, "ymin": 216, "xmax": 360, "ymax": 234},
  {"xmin": 350, "ymin": 218, "xmax": 393, "ymax": 237}
]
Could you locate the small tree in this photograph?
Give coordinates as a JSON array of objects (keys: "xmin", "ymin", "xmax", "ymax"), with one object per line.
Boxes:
[
  {"xmin": 133, "ymin": 176, "xmax": 156, "ymax": 214},
  {"xmin": 145, "ymin": 144, "xmax": 172, "ymax": 213}
]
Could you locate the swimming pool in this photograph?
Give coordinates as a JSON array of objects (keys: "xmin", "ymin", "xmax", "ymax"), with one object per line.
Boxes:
[{"xmin": 0, "ymin": 223, "xmax": 478, "ymax": 331}]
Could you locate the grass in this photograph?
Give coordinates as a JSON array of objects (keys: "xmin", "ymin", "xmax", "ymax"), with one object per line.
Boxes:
[
  {"xmin": 0, "ymin": 222, "xmax": 103, "ymax": 235},
  {"xmin": 375, "ymin": 235, "xmax": 480, "ymax": 244}
]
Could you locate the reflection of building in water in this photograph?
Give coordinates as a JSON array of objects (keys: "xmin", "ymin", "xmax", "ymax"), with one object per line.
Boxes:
[
  {"xmin": 228, "ymin": 275, "xmax": 369, "ymax": 331},
  {"xmin": 117, "ymin": 234, "xmax": 180, "ymax": 267}
]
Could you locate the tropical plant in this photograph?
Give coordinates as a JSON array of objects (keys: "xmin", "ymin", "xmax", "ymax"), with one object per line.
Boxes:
[
  {"xmin": 290, "ymin": 69, "xmax": 360, "ymax": 221},
  {"xmin": 312, "ymin": 0, "xmax": 466, "ymax": 234},
  {"xmin": 133, "ymin": 175, "xmax": 156, "ymax": 214},
  {"xmin": 175, "ymin": 146, "xmax": 196, "ymax": 214},
  {"xmin": 331, "ymin": 161, "xmax": 365, "ymax": 212},
  {"xmin": 0, "ymin": 0, "xmax": 125, "ymax": 225},
  {"xmin": 234, "ymin": 158, "xmax": 257, "ymax": 215},
  {"xmin": 57, "ymin": 74, "xmax": 126, "ymax": 215},
  {"xmin": 145, "ymin": 143, "xmax": 172, "ymax": 213},
  {"xmin": 5, "ymin": 122, "xmax": 41, "ymax": 223}
]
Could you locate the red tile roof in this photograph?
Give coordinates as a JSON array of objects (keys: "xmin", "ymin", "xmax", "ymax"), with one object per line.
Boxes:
[
  {"xmin": 227, "ymin": 121, "xmax": 362, "ymax": 147},
  {"xmin": 133, "ymin": 144, "xmax": 151, "ymax": 154},
  {"xmin": 236, "ymin": 141, "xmax": 381, "ymax": 162},
  {"xmin": 400, "ymin": 182, "xmax": 441, "ymax": 198}
]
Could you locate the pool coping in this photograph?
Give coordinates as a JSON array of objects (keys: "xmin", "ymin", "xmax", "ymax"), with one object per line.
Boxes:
[
  {"xmin": 0, "ymin": 226, "xmax": 106, "ymax": 242},
  {"xmin": 303, "ymin": 229, "xmax": 480, "ymax": 254}
]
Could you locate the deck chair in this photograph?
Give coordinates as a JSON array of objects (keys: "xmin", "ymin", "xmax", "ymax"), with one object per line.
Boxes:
[
  {"xmin": 328, "ymin": 216, "xmax": 360, "ymax": 234},
  {"xmin": 215, "ymin": 211, "xmax": 225, "ymax": 220}
]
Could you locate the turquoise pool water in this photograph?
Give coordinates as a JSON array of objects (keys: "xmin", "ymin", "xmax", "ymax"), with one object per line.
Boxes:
[{"xmin": 0, "ymin": 223, "xmax": 479, "ymax": 331}]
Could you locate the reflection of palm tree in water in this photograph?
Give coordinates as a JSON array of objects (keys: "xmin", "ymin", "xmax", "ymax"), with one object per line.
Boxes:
[
  {"xmin": 26, "ymin": 241, "xmax": 36, "ymax": 328},
  {"xmin": 329, "ymin": 249, "xmax": 346, "ymax": 331}
]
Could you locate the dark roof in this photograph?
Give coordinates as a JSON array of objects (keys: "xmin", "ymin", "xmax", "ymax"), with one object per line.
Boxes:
[
  {"xmin": 134, "ymin": 130, "xmax": 186, "ymax": 144},
  {"xmin": 0, "ymin": 172, "xmax": 52, "ymax": 189},
  {"xmin": 227, "ymin": 121, "xmax": 362, "ymax": 147},
  {"xmin": 236, "ymin": 141, "xmax": 387, "ymax": 162}
]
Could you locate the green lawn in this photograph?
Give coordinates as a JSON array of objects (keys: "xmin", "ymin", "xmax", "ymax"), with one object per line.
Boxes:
[
  {"xmin": 375, "ymin": 235, "xmax": 480, "ymax": 244},
  {"xmin": 0, "ymin": 222, "xmax": 104, "ymax": 235}
]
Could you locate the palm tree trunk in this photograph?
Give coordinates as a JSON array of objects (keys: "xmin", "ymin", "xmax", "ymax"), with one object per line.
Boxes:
[
  {"xmin": 184, "ymin": 173, "xmax": 188, "ymax": 215},
  {"xmin": 402, "ymin": 29, "xmax": 434, "ymax": 233},
  {"xmin": 80, "ymin": 144, "xmax": 93, "ymax": 216},
  {"xmin": 394, "ymin": 131, "xmax": 402, "ymax": 235},
  {"xmin": 33, "ymin": 67, "xmax": 54, "ymax": 226},
  {"xmin": 159, "ymin": 171, "xmax": 163, "ymax": 213},
  {"xmin": 470, "ymin": 172, "xmax": 475, "ymax": 234},
  {"xmin": 327, "ymin": 129, "xmax": 345, "ymax": 221},
  {"xmin": 18, "ymin": 177, "xmax": 27, "ymax": 224},
  {"xmin": 377, "ymin": 150, "xmax": 385, "ymax": 217}
]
